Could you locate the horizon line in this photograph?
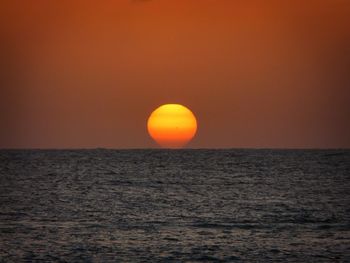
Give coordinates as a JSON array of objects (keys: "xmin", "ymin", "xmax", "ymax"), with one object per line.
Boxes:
[{"xmin": 0, "ymin": 147, "xmax": 349, "ymax": 151}]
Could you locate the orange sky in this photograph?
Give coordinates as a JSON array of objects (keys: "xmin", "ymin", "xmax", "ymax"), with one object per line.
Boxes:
[{"xmin": 1, "ymin": 0, "xmax": 349, "ymax": 148}]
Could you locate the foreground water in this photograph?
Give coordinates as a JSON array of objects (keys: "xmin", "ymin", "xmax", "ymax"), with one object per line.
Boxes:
[{"xmin": 0, "ymin": 149, "xmax": 349, "ymax": 262}]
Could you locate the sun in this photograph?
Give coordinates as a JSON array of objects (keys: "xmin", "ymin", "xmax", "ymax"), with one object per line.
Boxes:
[{"xmin": 147, "ymin": 104, "xmax": 197, "ymax": 148}]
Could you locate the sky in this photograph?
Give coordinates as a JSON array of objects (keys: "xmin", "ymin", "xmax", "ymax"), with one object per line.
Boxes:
[{"xmin": 1, "ymin": 0, "xmax": 349, "ymax": 148}]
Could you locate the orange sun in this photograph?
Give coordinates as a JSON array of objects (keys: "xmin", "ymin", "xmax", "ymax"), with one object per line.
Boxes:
[{"xmin": 147, "ymin": 104, "xmax": 198, "ymax": 148}]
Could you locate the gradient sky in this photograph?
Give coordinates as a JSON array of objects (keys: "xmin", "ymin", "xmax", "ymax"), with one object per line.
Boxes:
[{"xmin": 1, "ymin": 0, "xmax": 349, "ymax": 148}]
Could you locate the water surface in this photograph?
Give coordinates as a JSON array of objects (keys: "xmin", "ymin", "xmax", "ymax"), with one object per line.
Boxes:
[{"xmin": 0, "ymin": 149, "xmax": 349, "ymax": 262}]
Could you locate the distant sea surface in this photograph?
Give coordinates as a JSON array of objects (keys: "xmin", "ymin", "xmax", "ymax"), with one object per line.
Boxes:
[{"xmin": 0, "ymin": 149, "xmax": 349, "ymax": 262}]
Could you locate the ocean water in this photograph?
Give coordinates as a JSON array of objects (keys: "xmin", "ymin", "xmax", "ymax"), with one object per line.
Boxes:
[{"xmin": 0, "ymin": 149, "xmax": 349, "ymax": 262}]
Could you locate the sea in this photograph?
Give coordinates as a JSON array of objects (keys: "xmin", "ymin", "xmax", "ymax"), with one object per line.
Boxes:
[{"xmin": 0, "ymin": 149, "xmax": 349, "ymax": 262}]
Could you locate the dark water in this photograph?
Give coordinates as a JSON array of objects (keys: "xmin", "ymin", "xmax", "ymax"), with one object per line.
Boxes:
[{"xmin": 0, "ymin": 149, "xmax": 349, "ymax": 262}]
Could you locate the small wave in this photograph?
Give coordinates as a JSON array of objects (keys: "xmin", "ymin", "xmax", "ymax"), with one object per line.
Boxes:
[{"xmin": 191, "ymin": 222, "xmax": 257, "ymax": 230}]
